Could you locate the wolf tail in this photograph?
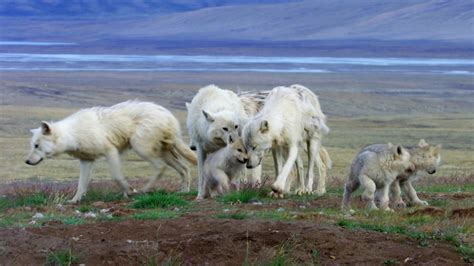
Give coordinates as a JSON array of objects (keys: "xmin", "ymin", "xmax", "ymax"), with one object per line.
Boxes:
[
  {"xmin": 319, "ymin": 147, "xmax": 332, "ymax": 170},
  {"xmin": 174, "ymin": 138, "xmax": 198, "ymax": 165}
]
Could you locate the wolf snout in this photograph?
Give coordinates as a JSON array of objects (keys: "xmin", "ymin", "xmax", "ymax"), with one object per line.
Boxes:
[{"xmin": 25, "ymin": 158, "xmax": 43, "ymax": 165}]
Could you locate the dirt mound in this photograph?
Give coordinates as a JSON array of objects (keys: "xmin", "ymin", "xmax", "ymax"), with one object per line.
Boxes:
[
  {"xmin": 451, "ymin": 207, "xmax": 474, "ymax": 218},
  {"xmin": 0, "ymin": 217, "xmax": 466, "ymax": 265},
  {"xmin": 408, "ymin": 207, "xmax": 445, "ymax": 217}
]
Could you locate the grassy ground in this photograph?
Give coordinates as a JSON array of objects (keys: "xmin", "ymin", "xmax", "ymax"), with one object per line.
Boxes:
[{"xmin": 0, "ymin": 183, "xmax": 472, "ymax": 263}]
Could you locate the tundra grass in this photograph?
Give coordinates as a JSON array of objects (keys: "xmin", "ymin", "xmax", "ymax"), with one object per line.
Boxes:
[
  {"xmin": 46, "ymin": 249, "xmax": 79, "ymax": 266},
  {"xmin": 218, "ymin": 189, "xmax": 268, "ymax": 204},
  {"xmin": 0, "ymin": 193, "xmax": 48, "ymax": 211},
  {"xmin": 131, "ymin": 190, "xmax": 188, "ymax": 209},
  {"xmin": 132, "ymin": 209, "xmax": 180, "ymax": 220}
]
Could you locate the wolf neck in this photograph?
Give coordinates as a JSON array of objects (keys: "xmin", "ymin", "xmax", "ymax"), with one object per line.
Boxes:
[{"xmin": 52, "ymin": 119, "xmax": 81, "ymax": 153}]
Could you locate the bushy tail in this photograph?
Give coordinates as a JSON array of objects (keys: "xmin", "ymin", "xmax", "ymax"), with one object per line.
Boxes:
[
  {"xmin": 174, "ymin": 138, "xmax": 197, "ymax": 165},
  {"xmin": 319, "ymin": 147, "xmax": 332, "ymax": 170}
]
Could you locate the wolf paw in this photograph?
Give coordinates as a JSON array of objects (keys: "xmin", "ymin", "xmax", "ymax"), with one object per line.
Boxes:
[
  {"xmin": 395, "ymin": 200, "xmax": 407, "ymax": 208},
  {"xmin": 67, "ymin": 198, "xmax": 80, "ymax": 205},
  {"xmin": 314, "ymin": 188, "xmax": 326, "ymax": 196},
  {"xmin": 294, "ymin": 188, "xmax": 305, "ymax": 196},
  {"xmin": 415, "ymin": 200, "xmax": 429, "ymax": 206},
  {"xmin": 269, "ymin": 191, "xmax": 284, "ymax": 199}
]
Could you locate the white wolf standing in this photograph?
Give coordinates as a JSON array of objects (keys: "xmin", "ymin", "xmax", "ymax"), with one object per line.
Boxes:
[
  {"xmin": 239, "ymin": 85, "xmax": 331, "ymax": 195},
  {"xmin": 342, "ymin": 143, "xmax": 413, "ymax": 212},
  {"xmin": 26, "ymin": 100, "xmax": 197, "ymax": 203},
  {"xmin": 364, "ymin": 139, "xmax": 441, "ymax": 208},
  {"xmin": 186, "ymin": 85, "xmax": 247, "ymax": 199},
  {"xmin": 242, "ymin": 86, "xmax": 308, "ymax": 197}
]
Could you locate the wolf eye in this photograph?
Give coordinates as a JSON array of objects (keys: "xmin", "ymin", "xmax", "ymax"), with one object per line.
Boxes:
[
  {"xmin": 237, "ymin": 148, "xmax": 243, "ymax": 152},
  {"xmin": 235, "ymin": 125, "xmax": 239, "ymax": 129},
  {"xmin": 223, "ymin": 127, "xmax": 228, "ymax": 131},
  {"xmin": 34, "ymin": 144, "xmax": 39, "ymax": 149}
]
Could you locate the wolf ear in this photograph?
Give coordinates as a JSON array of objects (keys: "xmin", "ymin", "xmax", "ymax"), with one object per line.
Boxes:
[
  {"xmin": 418, "ymin": 139, "xmax": 428, "ymax": 147},
  {"xmin": 41, "ymin": 121, "xmax": 52, "ymax": 135},
  {"xmin": 396, "ymin": 145, "xmax": 403, "ymax": 156},
  {"xmin": 185, "ymin": 102, "xmax": 190, "ymax": 111},
  {"xmin": 202, "ymin": 110, "xmax": 214, "ymax": 122},
  {"xmin": 260, "ymin": 120, "xmax": 269, "ymax": 133}
]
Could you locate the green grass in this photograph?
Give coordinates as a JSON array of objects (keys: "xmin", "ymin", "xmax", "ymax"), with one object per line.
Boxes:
[
  {"xmin": 81, "ymin": 190, "xmax": 124, "ymax": 203},
  {"xmin": 132, "ymin": 191, "xmax": 188, "ymax": 209},
  {"xmin": 0, "ymin": 193, "xmax": 48, "ymax": 211},
  {"xmin": 418, "ymin": 183, "xmax": 474, "ymax": 193},
  {"xmin": 218, "ymin": 189, "xmax": 267, "ymax": 204},
  {"xmin": 0, "ymin": 212, "xmax": 32, "ymax": 228},
  {"xmin": 46, "ymin": 249, "xmax": 79, "ymax": 266},
  {"xmin": 132, "ymin": 209, "xmax": 179, "ymax": 220}
]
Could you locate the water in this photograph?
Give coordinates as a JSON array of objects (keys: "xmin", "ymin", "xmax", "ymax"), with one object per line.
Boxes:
[{"xmin": 0, "ymin": 52, "xmax": 472, "ymax": 74}]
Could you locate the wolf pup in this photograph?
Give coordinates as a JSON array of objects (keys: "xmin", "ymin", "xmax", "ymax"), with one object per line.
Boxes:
[
  {"xmin": 203, "ymin": 138, "xmax": 248, "ymax": 198},
  {"xmin": 390, "ymin": 139, "xmax": 441, "ymax": 207},
  {"xmin": 342, "ymin": 143, "xmax": 413, "ymax": 212},
  {"xmin": 26, "ymin": 100, "xmax": 197, "ymax": 203}
]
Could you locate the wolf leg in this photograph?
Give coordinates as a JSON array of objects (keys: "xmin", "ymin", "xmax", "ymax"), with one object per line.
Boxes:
[
  {"xmin": 69, "ymin": 160, "xmax": 94, "ymax": 203},
  {"xmin": 196, "ymin": 144, "xmax": 207, "ymax": 200},
  {"xmin": 271, "ymin": 144, "xmax": 298, "ymax": 196},
  {"xmin": 163, "ymin": 152, "xmax": 191, "ymax": 192},
  {"xmin": 402, "ymin": 181, "xmax": 428, "ymax": 206},
  {"xmin": 106, "ymin": 148, "xmax": 132, "ymax": 198},
  {"xmin": 294, "ymin": 154, "xmax": 306, "ymax": 195},
  {"xmin": 390, "ymin": 181, "xmax": 406, "ymax": 208},
  {"xmin": 342, "ymin": 178, "xmax": 359, "ymax": 212},
  {"xmin": 359, "ymin": 174, "xmax": 378, "ymax": 210}
]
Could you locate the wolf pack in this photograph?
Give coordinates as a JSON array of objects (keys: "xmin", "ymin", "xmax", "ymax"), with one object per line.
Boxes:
[{"xmin": 26, "ymin": 84, "xmax": 442, "ymax": 213}]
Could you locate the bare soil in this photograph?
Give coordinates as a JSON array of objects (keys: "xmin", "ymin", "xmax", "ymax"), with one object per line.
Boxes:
[{"xmin": 0, "ymin": 193, "xmax": 470, "ymax": 265}]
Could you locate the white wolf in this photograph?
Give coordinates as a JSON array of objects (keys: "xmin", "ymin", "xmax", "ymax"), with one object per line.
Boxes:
[
  {"xmin": 239, "ymin": 85, "xmax": 331, "ymax": 195},
  {"xmin": 342, "ymin": 143, "xmax": 413, "ymax": 212},
  {"xmin": 242, "ymin": 86, "xmax": 308, "ymax": 197},
  {"xmin": 26, "ymin": 101, "xmax": 197, "ymax": 203},
  {"xmin": 186, "ymin": 85, "xmax": 247, "ymax": 199},
  {"xmin": 203, "ymin": 137, "xmax": 248, "ymax": 198},
  {"xmin": 364, "ymin": 140, "xmax": 441, "ymax": 208}
]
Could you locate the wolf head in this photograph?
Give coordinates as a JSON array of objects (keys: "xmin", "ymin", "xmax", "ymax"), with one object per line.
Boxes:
[
  {"xmin": 242, "ymin": 119, "xmax": 273, "ymax": 169},
  {"xmin": 26, "ymin": 121, "xmax": 60, "ymax": 165},
  {"xmin": 229, "ymin": 138, "xmax": 249, "ymax": 164},
  {"xmin": 412, "ymin": 139, "xmax": 442, "ymax": 175},
  {"xmin": 388, "ymin": 143, "xmax": 414, "ymax": 172},
  {"xmin": 202, "ymin": 109, "xmax": 240, "ymax": 146}
]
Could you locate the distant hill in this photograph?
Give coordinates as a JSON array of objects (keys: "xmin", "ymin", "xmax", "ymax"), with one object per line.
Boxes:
[
  {"xmin": 0, "ymin": 0, "xmax": 296, "ymax": 17},
  {"xmin": 0, "ymin": 0, "xmax": 472, "ymax": 55}
]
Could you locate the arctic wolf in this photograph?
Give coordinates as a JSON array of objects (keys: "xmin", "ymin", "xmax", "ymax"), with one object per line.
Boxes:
[
  {"xmin": 26, "ymin": 101, "xmax": 197, "ymax": 203},
  {"xmin": 203, "ymin": 138, "xmax": 248, "ymax": 198},
  {"xmin": 242, "ymin": 86, "xmax": 308, "ymax": 197},
  {"xmin": 186, "ymin": 85, "xmax": 247, "ymax": 199},
  {"xmin": 239, "ymin": 85, "xmax": 331, "ymax": 195},
  {"xmin": 388, "ymin": 140, "xmax": 441, "ymax": 207},
  {"xmin": 342, "ymin": 143, "xmax": 413, "ymax": 211}
]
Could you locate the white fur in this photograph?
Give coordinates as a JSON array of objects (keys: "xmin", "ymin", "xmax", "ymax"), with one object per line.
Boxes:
[
  {"xmin": 242, "ymin": 86, "xmax": 307, "ymax": 197},
  {"xmin": 186, "ymin": 85, "xmax": 247, "ymax": 199},
  {"xmin": 342, "ymin": 143, "xmax": 413, "ymax": 212},
  {"xmin": 26, "ymin": 100, "xmax": 197, "ymax": 203}
]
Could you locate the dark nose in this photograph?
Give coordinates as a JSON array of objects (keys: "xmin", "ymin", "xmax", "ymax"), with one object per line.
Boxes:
[
  {"xmin": 190, "ymin": 145, "xmax": 196, "ymax": 151},
  {"xmin": 229, "ymin": 136, "xmax": 234, "ymax": 143}
]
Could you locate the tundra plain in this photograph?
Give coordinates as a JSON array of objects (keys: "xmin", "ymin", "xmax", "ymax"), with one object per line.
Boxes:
[{"xmin": 0, "ymin": 70, "xmax": 473, "ymax": 264}]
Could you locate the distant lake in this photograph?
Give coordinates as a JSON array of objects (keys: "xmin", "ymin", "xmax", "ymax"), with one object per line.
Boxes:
[{"xmin": 0, "ymin": 53, "xmax": 472, "ymax": 75}]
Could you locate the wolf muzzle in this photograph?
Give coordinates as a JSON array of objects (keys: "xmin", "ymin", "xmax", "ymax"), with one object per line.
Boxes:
[{"xmin": 25, "ymin": 158, "xmax": 43, "ymax": 166}]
